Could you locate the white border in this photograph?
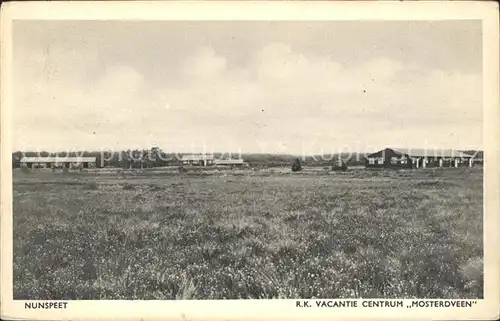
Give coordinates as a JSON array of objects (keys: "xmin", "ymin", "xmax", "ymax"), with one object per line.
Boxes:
[{"xmin": 1, "ymin": 1, "xmax": 499, "ymax": 320}]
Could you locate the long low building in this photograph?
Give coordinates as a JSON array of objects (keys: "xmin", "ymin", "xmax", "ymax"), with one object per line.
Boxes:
[
  {"xmin": 20, "ymin": 157, "xmax": 97, "ymax": 169},
  {"xmin": 365, "ymin": 148, "xmax": 476, "ymax": 169},
  {"xmin": 214, "ymin": 159, "xmax": 246, "ymax": 166},
  {"xmin": 180, "ymin": 154, "xmax": 247, "ymax": 167},
  {"xmin": 181, "ymin": 154, "xmax": 214, "ymax": 166}
]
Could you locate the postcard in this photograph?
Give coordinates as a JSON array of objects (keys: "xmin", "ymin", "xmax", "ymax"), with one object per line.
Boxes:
[{"xmin": 1, "ymin": 1, "xmax": 499, "ymax": 320}]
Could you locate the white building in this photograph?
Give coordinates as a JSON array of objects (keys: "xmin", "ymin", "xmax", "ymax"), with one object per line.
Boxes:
[
  {"xmin": 20, "ymin": 157, "xmax": 97, "ymax": 169},
  {"xmin": 365, "ymin": 148, "xmax": 476, "ymax": 169},
  {"xmin": 214, "ymin": 159, "xmax": 246, "ymax": 166},
  {"xmin": 181, "ymin": 154, "xmax": 214, "ymax": 166}
]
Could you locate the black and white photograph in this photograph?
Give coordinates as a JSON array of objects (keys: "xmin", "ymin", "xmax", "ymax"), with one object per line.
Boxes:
[{"xmin": 1, "ymin": 1, "xmax": 499, "ymax": 321}]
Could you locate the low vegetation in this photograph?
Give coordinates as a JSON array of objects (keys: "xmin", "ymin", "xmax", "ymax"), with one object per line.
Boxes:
[
  {"xmin": 291, "ymin": 158, "xmax": 302, "ymax": 172},
  {"xmin": 13, "ymin": 167, "xmax": 483, "ymax": 299}
]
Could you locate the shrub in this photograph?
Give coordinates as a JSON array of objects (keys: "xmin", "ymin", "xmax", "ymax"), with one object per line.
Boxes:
[
  {"xmin": 291, "ymin": 158, "xmax": 302, "ymax": 172},
  {"xmin": 85, "ymin": 182, "xmax": 99, "ymax": 190},
  {"xmin": 122, "ymin": 184, "xmax": 135, "ymax": 190},
  {"xmin": 332, "ymin": 159, "xmax": 348, "ymax": 171}
]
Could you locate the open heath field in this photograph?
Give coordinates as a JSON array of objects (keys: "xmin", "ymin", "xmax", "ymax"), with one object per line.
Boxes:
[{"xmin": 12, "ymin": 167, "xmax": 483, "ymax": 299}]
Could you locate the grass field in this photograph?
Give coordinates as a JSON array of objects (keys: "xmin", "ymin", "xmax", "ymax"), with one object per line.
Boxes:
[{"xmin": 13, "ymin": 167, "xmax": 483, "ymax": 300}]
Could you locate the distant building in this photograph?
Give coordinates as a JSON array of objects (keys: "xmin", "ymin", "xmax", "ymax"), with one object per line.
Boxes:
[
  {"xmin": 365, "ymin": 148, "xmax": 476, "ymax": 169},
  {"xmin": 469, "ymin": 151, "xmax": 484, "ymax": 165},
  {"xmin": 214, "ymin": 159, "xmax": 246, "ymax": 167},
  {"xmin": 181, "ymin": 154, "xmax": 214, "ymax": 166},
  {"xmin": 20, "ymin": 157, "xmax": 97, "ymax": 169}
]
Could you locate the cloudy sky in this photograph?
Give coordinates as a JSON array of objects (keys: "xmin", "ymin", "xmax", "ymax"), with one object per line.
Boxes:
[{"xmin": 13, "ymin": 20, "xmax": 482, "ymax": 154}]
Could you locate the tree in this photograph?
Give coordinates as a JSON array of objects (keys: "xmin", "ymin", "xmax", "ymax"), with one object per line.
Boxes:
[
  {"xmin": 291, "ymin": 158, "xmax": 302, "ymax": 172},
  {"xmin": 332, "ymin": 158, "xmax": 347, "ymax": 171},
  {"xmin": 121, "ymin": 150, "xmax": 133, "ymax": 169},
  {"xmin": 131, "ymin": 149, "xmax": 143, "ymax": 169},
  {"xmin": 150, "ymin": 147, "xmax": 165, "ymax": 167},
  {"xmin": 12, "ymin": 151, "xmax": 23, "ymax": 169}
]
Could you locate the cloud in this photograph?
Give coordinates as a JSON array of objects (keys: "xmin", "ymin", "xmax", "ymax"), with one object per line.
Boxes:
[
  {"xmin": 164, "ymin": 43, "xmax": 481, "ymax": 121},
  {"xmin": 13, "ymin": 40, "xmax": 482, "ymax": 153},
  {"xmin": 183, "ymin": 46, "xmax": 228, "ymax": 81}
]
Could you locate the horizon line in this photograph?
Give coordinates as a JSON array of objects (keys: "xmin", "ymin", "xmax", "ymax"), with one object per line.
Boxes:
[{"xmin": 11, "ymin": 146, "xmax": 484, "ymax": 156}]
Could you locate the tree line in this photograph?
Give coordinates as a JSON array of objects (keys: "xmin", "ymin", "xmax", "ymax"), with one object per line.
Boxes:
[{"xmin": 12, "ymin": 148, "xmax": 370, "ymax": 169}]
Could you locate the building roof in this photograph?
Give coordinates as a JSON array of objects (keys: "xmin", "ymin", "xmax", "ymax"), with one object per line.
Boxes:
[
  {"xmin": 181, "ymin": 154, "xmax": 214, "ymax": 161},
  {"xmin": 20, "ymin": 157, "xmax": 97, "ymax": 163},
  {"xmin": 214, "ymin": 159, "xmax": 245, "ymax": 165},
  {"xmin": 393, "ymin": 148, "xmax": 474, "ymax": 158},
  {"xmin": 464, "ymin": 150, "xmax": 483, "ymax": 159},
  {"xmin": 367, "ymin": 148, "xmax": 475, "ymax": 158}
]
